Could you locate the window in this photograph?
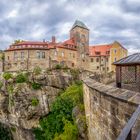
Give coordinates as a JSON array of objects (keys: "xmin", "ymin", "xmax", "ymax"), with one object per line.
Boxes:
[
  {"xmin": 14, "ymin": 52, "xmax": 17, "ymax": 59},
  {"xmin": 106, "ymin": 51, "xmax": 110, "ymax": 54},
  {"xmin": 21, "ymin": 52, "xmax": 24, "ymax": 59},
  {"xmin": 37, "ymin": 51, "xmax": 45, "ymax": 59},
  {"xmin": 42, "ymin": 52, "xmax": 45, "ymax": 58},
  {"xmin": 62, "ymin": 52, "xmax": 64, "ymax": 57},
  {"xmin": 91, "ymin": 58, "xmax": 94, "ymax": 62},
  {"xmin": 114, "ymin": 57, "xmax": 117, "ymax": 62},
  {"xmin": 95, "ymin": 52, "xmax": 101, "ymax": 55},
  {"xmin": 72, "ymin": 63, "xmax": 74, "ymax": 67},
  {"xmin": 97, "ymin": 66, "xmax": 99, "ymax": 69},
  {"xmin": 106, "ymin": 58, "xmax": 108, "ymax": 62},
  {"xmin": 73, "ymin": 54, "xmax": 75, "ymax": 58},
  {"xmin": 7, "ymin": 56, "xmax": 9, "ymax": 60},
  {"xmin": 81, "ymin": 53, "xmax": 84, "ymax": 58},
  {"xmin": 107, "ymin": 67, "xmax": 109, "ymax": 71},
  {"xmin": 114, "ymin": 49, "xmax": 117, "ymax": 54},
  {"xmin": 37, "ymin": 52, "xmax": 40, "ymax": 58},
  {"xmin": 102, "ymin": 59, "xmax": 103, "ymax": 61},
  {"xmin": 54, "ymin": 51, "xmax": 57, "ymax": 56},
  {"xmin": 96, "ymin": 58, "xmax": 99, "ymax": 62}
]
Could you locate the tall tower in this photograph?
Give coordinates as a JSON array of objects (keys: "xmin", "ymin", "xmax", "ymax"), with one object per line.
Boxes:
[{"xmin": 70, "ymin": 20, "xmax": 89, "ymax": 69}]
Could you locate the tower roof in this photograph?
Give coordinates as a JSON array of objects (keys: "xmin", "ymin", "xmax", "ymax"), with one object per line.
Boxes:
[{"xmin": 71, "ymin": 20, "xmax": 89, "ymax": 30}]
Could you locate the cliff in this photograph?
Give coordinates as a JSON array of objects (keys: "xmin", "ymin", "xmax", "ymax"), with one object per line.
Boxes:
[{"xmin": 0, "ymin": 69, "xmax": 77, "ymax": 140}]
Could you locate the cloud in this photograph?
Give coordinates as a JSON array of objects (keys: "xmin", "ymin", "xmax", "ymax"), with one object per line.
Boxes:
[{"xmin": 0, "ymin": 0, "xmax": 139, "ymax": 54}]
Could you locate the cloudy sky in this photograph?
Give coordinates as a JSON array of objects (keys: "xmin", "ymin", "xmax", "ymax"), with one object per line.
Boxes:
[{"xmin": 0, "ymin": 0, "xmax": 140, "ymax": 53}]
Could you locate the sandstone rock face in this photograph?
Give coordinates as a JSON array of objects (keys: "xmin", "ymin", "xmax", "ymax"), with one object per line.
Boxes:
[{"xmin": 0, "ymin": 71, "xmax": 73, "ymax": 140}]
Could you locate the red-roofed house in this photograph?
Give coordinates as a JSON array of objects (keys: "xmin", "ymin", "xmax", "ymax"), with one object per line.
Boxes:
[
  {"xmin": 3, "ymin": 20, "xmax": 127, "ymax": 72},
  {"xmin": 88, "ymin": 41, "xmax": 127, "ymax": 72}
]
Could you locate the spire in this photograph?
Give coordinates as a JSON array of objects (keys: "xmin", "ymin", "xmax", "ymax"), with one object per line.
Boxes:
[{"xmin": 71, "ymin": 20, "xmax": 89, "ymax": 30}]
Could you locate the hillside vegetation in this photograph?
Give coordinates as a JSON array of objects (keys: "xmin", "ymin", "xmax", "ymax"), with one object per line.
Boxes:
[{"xmin": 33, "ymin": 82, "xmax": 87, "ymax": 140}]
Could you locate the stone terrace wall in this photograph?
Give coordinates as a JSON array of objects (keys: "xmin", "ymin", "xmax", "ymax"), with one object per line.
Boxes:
[{"xmin": 83, "ymin": 78, "xmax": 140, "ymax": 140}]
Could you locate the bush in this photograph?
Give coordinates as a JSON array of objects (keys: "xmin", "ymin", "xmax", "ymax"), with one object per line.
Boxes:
[
  {"xmin": 54, "ymin": 119, "xmax": 78, "ymax": 140},
  {"xmin": 33, "ymin": 66, "xmax": 42, "ymax": 75},
  {"xmin": 31, "ymin": 98, "xmax": 39, "ymax": 106},
  {"xmin": 15, "ymin": 73, "xmax": 28, "ymax": 83},
  {"xmin": 7, "ymin": 85, "xmax": 14, "ymax": 94},
  {"xmin": 3, "ymin": 72, "xmax": 12, "ymax": 80},
  {"xmin": 34, "ymin": 97, "xmax": 73, "ymax": 140},
  {"xmin": 32, "ymin": 82, "xmax": 42, "ymax": 90},
  {"xmin": 70, "ymin": 69, "xmax": 79, "ymax": 80},
  {"xmin": 0, "ymin": 81, "xmax": 3, "ymax": 90},
  {"xmin": 55, "ymin": 64, "xmax": 62, "ymax": 69}
]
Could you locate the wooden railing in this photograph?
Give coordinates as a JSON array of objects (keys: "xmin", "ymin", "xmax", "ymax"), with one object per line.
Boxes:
[{"xmin": 117, "ymin": 105, "xmax": 140, "ymax": 140}]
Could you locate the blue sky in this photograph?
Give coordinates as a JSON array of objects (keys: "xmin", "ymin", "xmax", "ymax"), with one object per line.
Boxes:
[{"xmin": 0, "ymin": 0, "xmax": 140, "ymax": 54}]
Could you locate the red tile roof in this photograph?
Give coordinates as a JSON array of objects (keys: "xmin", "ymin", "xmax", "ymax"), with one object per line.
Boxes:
[
  {"xmin": 89, "ymin": 44, "xmax": 112, "ymax": 56},
  {"xmin": 6, "ymin": 41, "xmax": 49, "ymax": 51},
  {"xmin": 63, "ymin": 38, "xmax": 75, "ymax": 46}
]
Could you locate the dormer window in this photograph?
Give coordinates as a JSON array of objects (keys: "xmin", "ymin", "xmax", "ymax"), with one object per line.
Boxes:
[
  {"xmin": 106, "ymin": 51, "xmax": 110, "ymax": 54},
  {"xmin": 95, "ymin": 52, "xmax": 101, "ymax": 55}
]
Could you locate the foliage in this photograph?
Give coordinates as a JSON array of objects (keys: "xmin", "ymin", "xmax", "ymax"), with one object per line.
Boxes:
[
  {"xmin": 13, "ymin": 39, "xmax": 24, "ymax": 44},
  {"xmin": 70, "ymin": 69, "xmax": 79, "ymax": 80},
  {"xmin": 32, "ymin": 82, "xmax": 42, "ymax": 90},
  {"xmin": 3, "ymin": 72, "xmax": 13, "ymax": 80},
  {"xmin": 33, "ymin": 83, "xmax": 83, "ymax": 140},
  {"xmin": 7, "ymin": 85, "xmax": 14, "ymax": 94},
  {"xmin": 54, "ymin": 119, "xmax": 78, "ymax": 140},
  {"xmin": 31, "ymin": 98, "xmax": 39, "ymax": 106},
  {"xmin": 0, "ymin": 53, "xmax": 4, "ymax": 61},
  {"xmin": 0, "ymin": 123, "xmax": 13, "ymax": 140},
  {"xmin": 61, "ymin": 83, "xmax": 83, "ymax": 106},
  {"xmin": 55, "ymin": 64, "xmax": 62, "ymax": 69},
  {"xmin": 0, "ymin": 81, "xmax": 3, "ymax": 90},
  {"xmin": 10, "ymin": 127, "xmax": 16, "ymax": 132},
  {"xmin": 15, "ymin": 73, "xmax": 28, "ymax": 83},
  {"xmin": 33, "ymin": 66, "xmax": 42, "ymax": 75}
]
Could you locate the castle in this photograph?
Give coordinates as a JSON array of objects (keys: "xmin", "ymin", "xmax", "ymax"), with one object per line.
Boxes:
[{"xmin": 3, "ymin": 20, "xmax": 127, "ymax": 72}]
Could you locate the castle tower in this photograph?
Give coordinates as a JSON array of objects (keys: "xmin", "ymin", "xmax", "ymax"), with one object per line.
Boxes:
[{"xmin": 70, "ymin": 20, "xmax": 89, "ymax": 69}]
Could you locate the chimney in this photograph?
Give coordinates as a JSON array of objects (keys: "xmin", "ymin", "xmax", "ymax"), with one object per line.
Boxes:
[{"xmin": 52, "ymin": 36, "xmax": 56, "ymax": 43}]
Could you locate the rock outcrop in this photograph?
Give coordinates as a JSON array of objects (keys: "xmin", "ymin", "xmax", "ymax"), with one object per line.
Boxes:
[{"xmin": 0, "ymin": 70, "xmax": 74, "ymax": 140}]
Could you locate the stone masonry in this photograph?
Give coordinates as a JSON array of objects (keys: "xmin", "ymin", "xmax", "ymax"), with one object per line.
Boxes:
[{"xmin": 83, "ymin": 78, "xmax": 140, "ymax": 140}]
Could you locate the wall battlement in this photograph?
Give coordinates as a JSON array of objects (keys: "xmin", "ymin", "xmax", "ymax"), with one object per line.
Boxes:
[{"xmin": 83, "ymin": 78, "xmax": 140, "ymax": 140}]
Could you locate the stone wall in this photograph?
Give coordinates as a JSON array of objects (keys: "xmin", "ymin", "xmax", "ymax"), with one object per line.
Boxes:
[{"xmin": 83, "ymin": 78, "xmax": 140, "ymax": 140}]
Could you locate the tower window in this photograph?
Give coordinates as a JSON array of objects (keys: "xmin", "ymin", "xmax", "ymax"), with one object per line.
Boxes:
[{"xmin": 91, "ymin": 58, "xmax": 94, "ymax": 62}]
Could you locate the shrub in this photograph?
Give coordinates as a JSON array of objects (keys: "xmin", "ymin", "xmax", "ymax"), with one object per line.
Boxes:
[
  {"xmin": 54, "ymin": 119, "xmax": 78, "ymax": 140},
  {"xmin": 55, "ymin": 64, "xmax": 62, "ymax": 69},
  {"xmin": 31, "ymin": 98, "xmax": 39, "ymax": 106},
  {"xmin": 70, "ymin": 69, "xmax": 79, "ymax": 80},
  {"xmin": 0, "ymin": 81, "xmax": 3, "ymax": 90},
  {"xmin": 3, "ymin": 72, "xmax": 12, "ymax": 80},
  {"xmin": 32, "ymin": 82, "xmax": 42, "ymax": 90},
  {"xmin": 7, "ymin": 85, "xmax": 14, "ymax": 94},
  {"xmin": 15, "ymin": 73, "xmax": 28, "ymax": 83},
  {"xmin": 33, "ymin": 66, "xmax": 42, "ymax": 75}
]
